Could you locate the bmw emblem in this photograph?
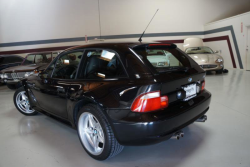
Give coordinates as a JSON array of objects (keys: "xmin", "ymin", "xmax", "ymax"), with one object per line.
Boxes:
[{"xmin": 188, "ymin": 78, "xmax": 192, "ymax": 82}]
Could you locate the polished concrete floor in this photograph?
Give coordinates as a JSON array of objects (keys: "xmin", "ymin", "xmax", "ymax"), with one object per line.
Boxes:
[{"xmin": 0, "ymin": 69, "xmax": 250, "ymax": 167}]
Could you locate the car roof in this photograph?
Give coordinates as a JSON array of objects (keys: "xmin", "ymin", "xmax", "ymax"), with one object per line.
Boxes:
[
  {"xmin": 26, "ymin": 51, "xmax": 60, "ymax": 55},
  {"xmin": 62, "ymin": 42, "xmax": 166, "ymax": 53},
  {"xmin": 0, "ymin": 55, "xmax": 23, "ymax": 58}
]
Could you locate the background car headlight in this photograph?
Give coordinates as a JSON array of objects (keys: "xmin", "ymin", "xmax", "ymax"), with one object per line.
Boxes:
[
  {"xmin": 216, "ymin": 58, "xmax": 223, "ymax": 63},
  {"xmin": 0, "ymin": 74, "xmax": 3, "ymax": 79},
  {"xmin": 3, "ymin": 74, "xmax": 8, "ymax": 78},
  {"xmin": 24, "ymin": 72, "xmax": 34, "ymax": 78}
]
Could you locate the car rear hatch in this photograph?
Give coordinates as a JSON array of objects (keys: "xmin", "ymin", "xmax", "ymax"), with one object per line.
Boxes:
[{"xmin": 132, "ymin": 43, "xmax": 206, "ymax": 103}]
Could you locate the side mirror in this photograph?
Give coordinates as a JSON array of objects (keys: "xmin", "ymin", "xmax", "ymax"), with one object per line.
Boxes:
[{"xmin": 215, "ymin": 50, "xmax": 219, "ymax": 54}]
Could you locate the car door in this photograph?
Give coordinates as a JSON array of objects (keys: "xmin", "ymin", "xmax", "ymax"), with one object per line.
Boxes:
[
  {"xmin": 28, "ymin": 50, "xmax": 84, "ymax": 119},
  {"xmin": 75, "ymin": 49, "xmax": 129, "ymax": 108}
]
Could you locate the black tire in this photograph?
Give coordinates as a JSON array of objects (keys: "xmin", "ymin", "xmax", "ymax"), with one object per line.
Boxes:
[
  {"xmin": 77, "ymin": 104, "xmax": 124, "ymax": 160},
  {"xmin": 7, "ymin": 84, "xmax": 17, "ymax": 90},
  {"xmin": 13, "ymin": 87, "xmax": 38, "ymax": 116},
  {"xmin": 216, "ymin": 68, "xmax": 223, "ymax": 74}
]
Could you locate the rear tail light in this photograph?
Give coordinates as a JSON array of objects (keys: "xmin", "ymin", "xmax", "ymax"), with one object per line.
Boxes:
[
  {"xmin": 201, "ymin": 81, "xmax": 205, "ymax": 91},
  {"xmin": 131, "ymin": 91, "xmax": 168, "ymax": 113}
]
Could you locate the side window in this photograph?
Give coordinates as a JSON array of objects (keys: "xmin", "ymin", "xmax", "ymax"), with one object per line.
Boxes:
[
  {"xmin": 43, "ymin": 62, "xmax": 56, "ymax": 78},
  {"xmin": 52, "ymin": 52, "xmax": 83, "ymax": 79},
  {"xmin": 35, "ymin": 54, "xmax": 43, "ymax": 64},
  {"xmin": 52, "ymin": 52, "xmax": 58, "ymax": 60},
  {"xmin": 82, "ymin": 50, "xmax": 126, "ymax": 79},
  {"xmin": 45, "ymin": 53, "xmax": 53, "ymax": 63}
]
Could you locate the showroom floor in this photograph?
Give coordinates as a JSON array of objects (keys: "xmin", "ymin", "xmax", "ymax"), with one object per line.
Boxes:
[{"xmin": 0, "ymin": 69, "xmax": 250, "ymax": 167}]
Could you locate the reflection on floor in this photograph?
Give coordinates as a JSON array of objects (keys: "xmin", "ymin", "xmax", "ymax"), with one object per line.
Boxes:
[{"xmin": 0, "ymin": 69, "xmax": 250, "ymax": 167}]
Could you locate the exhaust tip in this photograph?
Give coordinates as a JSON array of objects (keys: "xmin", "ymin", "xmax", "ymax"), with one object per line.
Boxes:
[
  {"xmin": 195, "ymin": 115, "xmax": 207, "ymax": 122},
  {"xmin": 171, "ymin": 131, "xmax": 184, "ymax": 140},
  {"xmin": 176, "ymin": 135, "xmax": 180, "ymax": 140}
]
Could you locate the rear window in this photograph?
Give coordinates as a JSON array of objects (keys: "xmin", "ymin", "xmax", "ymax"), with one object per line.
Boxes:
[{"xmin": 133, "ymin": 48, "xmax": 191, "ymax": 71}]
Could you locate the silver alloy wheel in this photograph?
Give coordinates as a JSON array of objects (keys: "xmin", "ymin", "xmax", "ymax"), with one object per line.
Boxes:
[
  {"xmin": 78, "ymin": 112, "xmax": 105, "ymax": 155},
  {"xmin": 16, "ymin": 91, "xmax": 34, "ymax": 114}
]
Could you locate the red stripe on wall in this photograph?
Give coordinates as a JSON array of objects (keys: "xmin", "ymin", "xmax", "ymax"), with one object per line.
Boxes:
[
  {"xmin": 157, "ymin": 36, "xmax": 237, "ymax": 68},
  {"xmin": 0, "ymin": 46, "xmax": 73, "ymax": 55},
  {"xmin": 155, "ymin": 40, "xmax": 184, "ymax": 44}
]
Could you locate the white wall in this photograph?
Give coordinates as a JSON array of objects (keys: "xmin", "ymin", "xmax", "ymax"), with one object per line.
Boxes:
[
  {"xmin": 1, "ymin": 0, "xmax": 250, "ymax": 52},
  {"xmin": 204, "ymin": 12, "xmax": 250, "ymax": 69}
]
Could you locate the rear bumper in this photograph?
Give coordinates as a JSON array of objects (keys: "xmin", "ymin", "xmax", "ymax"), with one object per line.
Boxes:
[{"xmin": 108, "ymin": 90, "xmax": 211, "ymax": 146}]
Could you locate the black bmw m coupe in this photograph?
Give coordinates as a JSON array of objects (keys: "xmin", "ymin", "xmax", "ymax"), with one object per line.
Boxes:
[{"xmin": 13, "ymin": 42, "xmax": 211, "ymax": 160}]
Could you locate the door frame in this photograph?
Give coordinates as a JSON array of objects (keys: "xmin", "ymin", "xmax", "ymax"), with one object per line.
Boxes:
[{"xmin": 246, "ymin": 26, "xmax": 250, "ymax": 71}]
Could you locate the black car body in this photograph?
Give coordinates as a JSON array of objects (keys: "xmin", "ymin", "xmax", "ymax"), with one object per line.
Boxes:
[
  {"xmin": 1, "ymin": 51, "xmax": 59, "ymax": 89},
  {"xmin": 0, "ymin": 55, "xmax": 24, "ymax": 71},
  {"xmin": 14, "ymin": 42, "xmax": 211, "ymax": 160}
]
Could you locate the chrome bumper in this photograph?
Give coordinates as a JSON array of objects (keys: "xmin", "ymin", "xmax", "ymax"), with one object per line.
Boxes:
[{"xmin": 200, "ymin": 64, "xmax": 223, "ymax": 71}]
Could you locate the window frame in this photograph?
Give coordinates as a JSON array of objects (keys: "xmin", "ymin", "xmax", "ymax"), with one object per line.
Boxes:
[
  {"xmin": 22, "ymin": 54, "xmax": 35, "ymax": 65},
  {"xmin": 49, "ymin": 49, "xmax": 85, "ymax": 80},
  {"xmin": 76, "ymin": 48, "xmax": 129, "ymax": 81}
]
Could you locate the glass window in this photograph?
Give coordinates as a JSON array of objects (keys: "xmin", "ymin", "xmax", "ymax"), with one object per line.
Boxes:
[
  {"xmin": 82, "ymin": 50, "xmax": 126, "ymax": 79},
  {"xmin": 145, "ymin": 50, "xmax": 182, "ymax": 67},
  {"xmin": 52, "ymin": 52, "xmax": 58, "ymax": 60},
  {"xmin": 52, "ymin": 52, "xmax": 83, "ymax": 79},
  {"xmin": 133, "ymin": 47, "xmax": 191, "ymax": 72},
  {"xmin": 22, "ymin": 55, "xmax": 35, "ymax": 65},
  {"xmin": 45, "ymin": 53, "xmax": 52, "ymax": 62},
  {"xmin": 43, "ymin": 62, "xmax": 56, "ymax": 78},
  {"xmin": 185, "ymin": 47, "xmax": 214, "ymax": 54},
  {"xmin": 35, "ymin": 54, "xmax": 44, "ymax": 64}
]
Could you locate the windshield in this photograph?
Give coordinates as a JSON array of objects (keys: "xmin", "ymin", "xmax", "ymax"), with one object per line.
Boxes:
[
  {"xmin": 22, "ymin": 53, "xmax": 52, "ymax": 65},
  {"xmin": 185, "ymin": 47, "xmax": 214, "ymax": 54},
  {"xmin": 133, "ymin": 48, "xmax": 191, "ymax": 72}
]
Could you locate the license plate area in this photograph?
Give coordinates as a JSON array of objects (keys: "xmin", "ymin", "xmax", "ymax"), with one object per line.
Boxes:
[{"xmin": 182, "ymin": 83, "xmax": 197, "ymax": 101}]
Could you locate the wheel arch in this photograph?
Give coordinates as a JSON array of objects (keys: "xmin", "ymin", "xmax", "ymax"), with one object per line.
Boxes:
[{"xmin": 72, "ymin": 97, "xmax": 106, "ymax": 128}]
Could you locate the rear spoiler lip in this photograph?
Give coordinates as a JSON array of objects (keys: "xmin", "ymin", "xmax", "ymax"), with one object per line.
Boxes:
[{"xmin": 132, "ymin": 43, "xmax": 177, "ymax": 49}]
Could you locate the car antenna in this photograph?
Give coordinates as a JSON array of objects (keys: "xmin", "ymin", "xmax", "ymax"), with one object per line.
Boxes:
[{"xmin": 138, "ymin": 9, "xmax": 159, "ymax": 43}]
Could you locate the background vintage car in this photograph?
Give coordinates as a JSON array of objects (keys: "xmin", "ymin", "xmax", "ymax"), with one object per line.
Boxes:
[
  {"xmin": 0, "ymin": 51, "xmax": 60, "ymax": 89},
  {"xmin": 0, "ymin": 55, "xmax": 24, "ymax": 71},
  {"xmin": 184, "ymin": 38, "xmax": 224, "ymax": 74}
]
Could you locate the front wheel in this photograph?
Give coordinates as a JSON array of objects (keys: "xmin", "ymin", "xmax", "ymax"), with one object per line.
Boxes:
[
  {"xmin": 77, "ymin": 104, "xmax": 124, "ymax": 160},
  {"xmin": 216, "ymin": 68, "xmax": 223, "ymax": 74},
  {"xmin": 13, "ymin": 87, "xmax": 38, "ymax": 116}
]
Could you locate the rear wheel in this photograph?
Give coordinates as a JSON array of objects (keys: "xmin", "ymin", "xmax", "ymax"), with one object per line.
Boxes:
[
  {"xmin": 77, "ymin": 104, "xmax": 124, "ymax": 160},
  {"xmin": 13, "ymin": 87, "xmax": 38, "ymax": 116}
]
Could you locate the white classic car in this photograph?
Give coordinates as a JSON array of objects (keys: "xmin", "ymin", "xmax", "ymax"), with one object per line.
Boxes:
[{"xmin": 184, "ymin": 38, "xmax": 224, "ymax": 74}]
